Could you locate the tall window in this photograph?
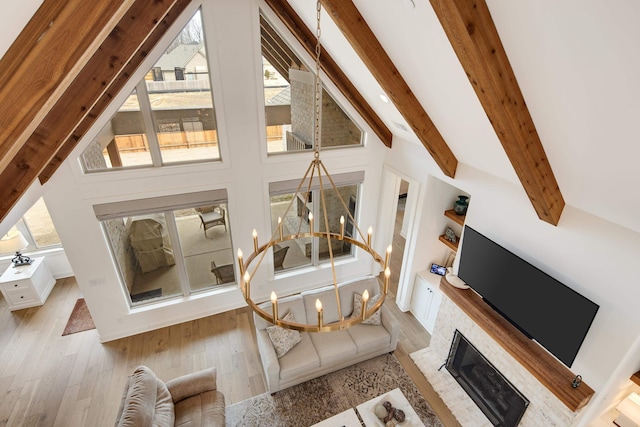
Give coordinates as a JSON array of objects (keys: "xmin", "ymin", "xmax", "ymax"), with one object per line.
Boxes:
[
  {"xmin": 269, "ymin": 172, "xmax": 362, "ymax": 272},
  {"xmin": 1, "ymin": 198, "xmax": 61, "ymax": 257},
  {"xmin": 260, "ymin": 13, "xmax": 362, "ymax": 155},
  {"xmin": 94, "ymin": 191, "xmax": 235, "ymax": 306},
  {"xmin": 81, "ymin": 9, "xmax": 220, "ymax": 172}
]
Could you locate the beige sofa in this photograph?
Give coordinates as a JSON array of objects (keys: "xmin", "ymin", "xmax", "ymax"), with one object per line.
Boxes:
[
  {"xmin": 254, "ymin": 276, "xmax": 400, "ymax": 392},
  {"xmin": 114, "ymin": 365, "xmax": 225, "ymax": 426}
]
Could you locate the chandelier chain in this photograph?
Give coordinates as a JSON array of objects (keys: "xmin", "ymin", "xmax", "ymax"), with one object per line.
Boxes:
[
  {"xmin": 237, "ymin": 0, "xmax": 392, "ymax": 333},
  {"xmin": 314, "ymin": 0, "xmax": 322, "ymax": 156}
]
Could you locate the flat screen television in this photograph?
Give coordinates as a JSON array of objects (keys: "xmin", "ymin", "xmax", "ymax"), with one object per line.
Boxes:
[{"xmin": 457, "ymin": 226, "xmax": 599, "ymax": 367}]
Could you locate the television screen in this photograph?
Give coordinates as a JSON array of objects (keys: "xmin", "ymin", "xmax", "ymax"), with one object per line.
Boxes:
[{"xmin": 457, "ymin": 226, "xmax": 599, "ymax": 367}]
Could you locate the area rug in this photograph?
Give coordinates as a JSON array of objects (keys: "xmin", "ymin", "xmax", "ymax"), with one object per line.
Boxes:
[
  {"xmin": 226, "ymin": 353, "xmax": 444, "ymax": 426},
  {"xmin": 62, "ymin": 298, "xmax": 96, "ymax": 336}
]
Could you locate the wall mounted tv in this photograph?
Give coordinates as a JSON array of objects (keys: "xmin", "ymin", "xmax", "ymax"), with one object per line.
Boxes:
[{"xmin": 457, "ymin": 226, "xmax": 599, "ymax": 367}]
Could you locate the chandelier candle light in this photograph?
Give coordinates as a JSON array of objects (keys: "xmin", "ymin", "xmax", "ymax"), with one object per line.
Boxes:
[{"xmin": 236, "ymin": 0, "xmax": 392, "ymax": 333}]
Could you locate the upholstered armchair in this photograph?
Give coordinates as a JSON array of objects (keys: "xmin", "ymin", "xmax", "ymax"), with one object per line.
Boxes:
[{"xmin": 115, "ymin": 365, "xmax": 225, "ymax": 426}]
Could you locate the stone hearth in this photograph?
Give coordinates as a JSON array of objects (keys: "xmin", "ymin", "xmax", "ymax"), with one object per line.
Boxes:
[{"xmin": 411, "ymin": 289, "xmax": 588, "ymax": 426}]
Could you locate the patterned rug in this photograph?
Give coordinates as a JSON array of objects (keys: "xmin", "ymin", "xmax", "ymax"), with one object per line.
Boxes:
[{"xmin": 226, "ymin": 353, "xmax": 444, "ymax": 426}]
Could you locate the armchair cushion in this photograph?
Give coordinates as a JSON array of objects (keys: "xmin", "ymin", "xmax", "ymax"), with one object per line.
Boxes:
[
  {"xmin": 166, "ymin": 367, "xmax": 217, "ymax": 404},
  {"xmin": 115, "ymin": 366, "xmax": 175, "ymax": 427},
  {"xmin": 173, "ymin": 390, "xmax": 225, "ymax": 427}
]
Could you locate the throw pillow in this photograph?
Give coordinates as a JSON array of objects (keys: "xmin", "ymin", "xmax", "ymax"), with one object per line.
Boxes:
[
  {"xmin": 266, "ymin": 311, "xmax": 302, "ymax": 357},
  {"xmin": 351, "ymin": 292, "xmax": 382, "ymax": 325}
]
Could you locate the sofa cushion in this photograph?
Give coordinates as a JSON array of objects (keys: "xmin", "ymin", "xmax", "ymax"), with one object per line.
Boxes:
[
  {"xmin": 255, "ymin": 294, "xmax": 306, "ymax": 330},
  {"xmin": 174, "ymin": 390, "xmax": 225, "ymax": 427},
  {"xmin": 266, "ymin": 311, "xmax": 302, "ymax": 357},
  {"xmin": 115, "ymin": 365, "xmax": 175, "ymax": 427},
  {"xmin": 302, "ymin": 285, "xmax": 342, "ymax": 324},
  {"xmin": 278, "ymin": 333, "xmax": 320, "ymax": 382},
  {"xmin": 347, "ymin": 323, "xmax": 392, "ymax": 354},
  {"xmin": 351, "ymin": 292, "xmax": 382, "ymax": 325},
  {"xmin": 309, "ymin": 330, "xmax": 357, "ymax": 365}
]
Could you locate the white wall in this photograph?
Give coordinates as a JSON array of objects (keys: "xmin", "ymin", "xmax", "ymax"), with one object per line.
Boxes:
[
  {"xmin": 40, "ymin": 0, "xmax": 388, "ymax": 343},
  {"xmin": 383, "ymin": 136, "xmax": 640, "ymax": 424}
]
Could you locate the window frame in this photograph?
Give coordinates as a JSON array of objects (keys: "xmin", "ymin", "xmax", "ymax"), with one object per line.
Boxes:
[
  {"xmin": 0, "ymin": 199, "xmax": 62, "ymax": 258},
  {"xmin": 269, "ymin": 171, "xmax": 364, "ymax": 274},
  {"xmin": 94, "ymin": 189, "xmax": 235, "ymax": 306},
  {"xmin": 79, "ymin": 7, "xmax": 223, "ymax": 174},
  {"xmin": 259, "ymin": 10, "xmax": 364, "ymax": 157}
]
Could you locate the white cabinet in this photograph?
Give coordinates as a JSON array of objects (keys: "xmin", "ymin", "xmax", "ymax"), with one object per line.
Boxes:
[
  {"xmin": 0, "ymin": 257, "xmax": 56, "ymax": 311},
  {"xmin": 409, "ymin": 270, "xmax": 443, "ymax": 334}
]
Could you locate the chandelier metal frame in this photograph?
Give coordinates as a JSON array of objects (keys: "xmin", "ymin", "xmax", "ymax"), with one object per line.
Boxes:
[{"xmin": 236, "ymin": 1, "xmax": 391, "ymax": 333}]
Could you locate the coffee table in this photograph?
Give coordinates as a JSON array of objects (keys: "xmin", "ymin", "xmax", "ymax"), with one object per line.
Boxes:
[
  {"xmin": 310, "ymin": 408, "xmax": 362, "ymax": 427},
  {"xmin": 356, "ymin": 388, "xmax": 424, "ymax": 427}
]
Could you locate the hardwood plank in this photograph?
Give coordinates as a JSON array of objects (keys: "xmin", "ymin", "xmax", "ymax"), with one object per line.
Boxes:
[
  {"xmin": 439, "ymin": 275, "xmax": 594, "ymax": 411},
  {"xmin": 319, "ymin": 0, "xmax": 457, "ymax": 177},
  {"xmin": 429, "ymin": 0, "xmax": 565, "ymax": 225},
  {"xmin": 0, "ymin": 0, "xmax": 133, "ymax": 175},
  {"xmin": 264, "ymin": 0, "xmax": 393, "ymax": 149},
  {"xmin": 38, "ymin": 0, "xmax": 192, "ymax": 186},
  {"xmin": 53, "ymin": 383, "xmax": 81, "ymax": 427}
]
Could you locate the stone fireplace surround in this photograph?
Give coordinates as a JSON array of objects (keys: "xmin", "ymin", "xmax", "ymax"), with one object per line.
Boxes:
[{"xmin": 410, "ymin": 277, "xmax": 594, "ymax": 426}]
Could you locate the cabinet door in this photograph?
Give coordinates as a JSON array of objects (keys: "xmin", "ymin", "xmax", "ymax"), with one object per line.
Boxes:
[
  {"xmin": 424, "ymin": 287, "xmax": 443, "ymax": 334},
  {"xmin": 410, "ymin": 274, "xmax": 433, "ymax": 328}
]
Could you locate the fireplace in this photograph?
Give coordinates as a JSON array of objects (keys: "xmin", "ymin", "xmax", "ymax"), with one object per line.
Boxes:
[{"xmin": 445, "ymin": 330, "xmax": 529, "ymax": 426}]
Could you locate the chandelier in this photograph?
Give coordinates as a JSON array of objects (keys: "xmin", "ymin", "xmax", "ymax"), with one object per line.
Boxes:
[{"xmin": 236, "ymin": 1, "xmax": 391, "ymax": 332}]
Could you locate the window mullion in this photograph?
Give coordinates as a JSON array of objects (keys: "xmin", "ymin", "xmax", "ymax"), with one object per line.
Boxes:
[
  {"xmin": 312, "ymin": 189, "xmax": 320, "ymax": 266},
  {"xmin": 136, "ymin": 81, "xmax": 163, "ymax": 167},
  {"xmin": 163, "ymin": 211, "xmax": 190, "ymax": 296}
]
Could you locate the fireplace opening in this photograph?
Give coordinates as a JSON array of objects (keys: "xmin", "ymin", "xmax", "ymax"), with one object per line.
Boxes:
[{"xmin": 445, "ymin": 330, "xmax": 529, "ymax": 426}]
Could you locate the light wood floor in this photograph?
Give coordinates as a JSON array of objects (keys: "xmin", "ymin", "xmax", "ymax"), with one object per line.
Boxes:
[{"xmin": 0, "ymin": 202, "xmax": 459, "ymax": 427}]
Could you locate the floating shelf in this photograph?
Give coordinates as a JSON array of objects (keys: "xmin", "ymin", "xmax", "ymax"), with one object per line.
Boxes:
[
  {"xmin": 439, "ymin": 234, "xmax": 459, "ymax": 251},
  {"xmin": 444, "ymin": 209, "xmax": 465, "ymax": 226}
]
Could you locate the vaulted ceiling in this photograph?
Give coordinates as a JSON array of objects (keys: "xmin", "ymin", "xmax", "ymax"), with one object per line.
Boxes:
[{"xmin": 1, "ymin": 0, "xmax": 639, "ymax": 233}]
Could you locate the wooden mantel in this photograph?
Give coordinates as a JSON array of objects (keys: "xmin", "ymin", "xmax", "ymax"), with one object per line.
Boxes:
[{"xmin": 439, "ymin": 276, "xmax": 594, "ymax": 412}]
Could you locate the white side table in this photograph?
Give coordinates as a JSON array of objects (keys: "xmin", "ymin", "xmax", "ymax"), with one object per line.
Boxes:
[{"xmin": 0, "ymin": 257, "xmax": 55, "ymax": 311}]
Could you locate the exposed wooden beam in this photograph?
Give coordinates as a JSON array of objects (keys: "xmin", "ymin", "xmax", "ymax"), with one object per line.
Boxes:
[
  {"xmin": 0, "ymin": 0, "xmax": 134, "ymax": 175},
  {"xmin": 261, "ymin": 14, "xmax": 304, "ymax": 81},
  {"xmin": 38, "ymin": 0, "xmax": 192, "ymax": 185},
  {"xmin": 319, "ymin": 0, "xmax": 457, "ymax": 178},
  {"xmin": 0, "ymin": 0, "xmax": 190, "ymax": 220},
  {"xmin": 429, "ymin": 0, "xmax": 565, "ymax": 225},
  {"xmin": 264, "ymin": 0, "xmax": 393, "ymax": 149}
]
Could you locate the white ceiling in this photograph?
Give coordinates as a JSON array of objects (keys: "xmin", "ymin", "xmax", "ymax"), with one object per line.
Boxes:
[
  {"xmin": 2, "ymin": 0, "xmax": 639, "ymax": 233},
  {"xmin": 289, "ymin": 0, "xmax": 640, "ymax": 233}
]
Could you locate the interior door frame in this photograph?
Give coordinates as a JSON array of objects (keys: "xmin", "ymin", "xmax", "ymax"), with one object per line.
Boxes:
[{"xmin": 378, "ymin": 164, "xmax": 420, "ymax": 311}]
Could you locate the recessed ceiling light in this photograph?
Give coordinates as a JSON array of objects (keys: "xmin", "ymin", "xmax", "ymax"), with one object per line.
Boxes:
[
  {"xmin": 404, "ymin": 0, "xmax": 415, "ymax": 9},
  {"xmin": 379, "ymin": 94, "xmax": 390, "ymax": 103}
]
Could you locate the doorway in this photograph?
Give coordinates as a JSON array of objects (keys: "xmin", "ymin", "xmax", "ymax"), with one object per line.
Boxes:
[
  {"xmin": 378, "ymin": 166, "xmax": 420, "ymax": 311},
  {"xmin": 389, "ymin": 180, "xmax": 409, "ymax": 296}
]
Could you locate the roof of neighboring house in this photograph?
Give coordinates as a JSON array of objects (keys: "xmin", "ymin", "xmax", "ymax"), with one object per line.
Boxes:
[
  {"xmin": 154, "ymin": 43, "xmax": 205, "ymax": 71},
  {"xmin": 265, "ymin": 86, "xmax": 291, "ymax": 106}
]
